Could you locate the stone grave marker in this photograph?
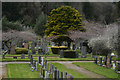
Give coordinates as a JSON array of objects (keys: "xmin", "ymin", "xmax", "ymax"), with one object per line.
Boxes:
[
  {"xmin": 13, "ymin": 56, "xmax": 17, "ymax": 59},
  {"xmin": 113, "ymin": 62, "xmax": 116, "ymax": 70},
  {"xmin": 31, "ymin": 42, "xmax": 36, "ymax": 54},
  {"xmin": 35, "ymin": 62, "xmax": 38, "ymax": 71},
  {"xmin": 42, "ymin": 57, "xmax": 44, "ymax": 67},
  {"xmin": 104, "ymin": 56, "xmax": 107, "ymax": 66},
  {"xmin": 24, "ymin": 43, "xmax": 29, "ymax": 49},
  {"xmin": 81, "ymin": 46, "xmax": 87, "ymax": 58},
  {"xmin": 38, "ymin": 55, "xmax": 41, "ymax": 65},
  {"xmin": 60, "ymin": 50, "xmax": 64, "ymax": 58},
  {"xmin": 67, "ymin": 74, "xmax": 74, "ymax": 80},
  {"xmin": 57, "ymin": 70, "xmax": 59, "ymax": 79},
  {"xmin": 28, "ymin": 52, "xmax": 31, "ymax": 59},
  {"xmin": 61, "ymin": 71, "xmax": 63, "ymax": 79},
  {"xmin": 21, "ymin": 54, "xmax": 25, "ymax": 59},
  {"xmin": 10, "ymin": 44, "xmax": 16, "ymax": 54},
  {"xmin": 64, "ymin": 71, "xmax": 67, "ymax": 78},
  {"xmin": 54, "ymin": 67, "xmax": 57, "ymax": 80},
  {"xmin": 99, "ymin": 56, "xmax": 102, "ymax": 66},
  {"xmin": 40, "ymin": 67, "xmax": 43, "ymax": 78},
  {"xmin": 45, "ymin": 59, "xmax": 47, "ymax": 70},
  {"xmin": 94, "ymin": 57, "xmax": 97, "ymax": 64}
]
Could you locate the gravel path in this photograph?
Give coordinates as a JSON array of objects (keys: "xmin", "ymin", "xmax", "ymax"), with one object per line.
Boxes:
[{"xmin": 61, "ymin": 62, "xmax": 105, "ymax": 78}]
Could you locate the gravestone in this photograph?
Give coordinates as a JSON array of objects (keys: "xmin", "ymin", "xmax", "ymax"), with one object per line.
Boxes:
[
  {"xmin": 50, "ymin": 64, "xmax": 53, "ymax": 74},
  {"xmin": 21, "ymin": 54, "xmax": 25, "ymax": 59},
  {"xmin": 60, "ymin": 50, "xmax": 64, "ymax": 58},
  {"xmin": 30, "ymin": 55, "xmax": 33, "ymax": 65},
  {"xmin": 35, "ymin": 62, "xmax": 38, "ymax": 71},
  {"xmin": 94, "ymin": 57, "xmax": 97, "ymax": 64},
  {"xmin": 76, "ymin": 52, "xmax": 79, "ymax": 58},
  {"xmin": 13, "ymin": 56, "xmax": 17, "ymax": 59},
  {"xmin": 72, "ymin": 43, "xmax": 75, "ymax": 50},
  {"xmin": 40, "ymin": 67, "xmax": 43, "ymax": 78},
  {"xmin": 44, "ymin": 59, "xmax": 47, "ymax": 69},
  {"xmin": 61, "ymin": 71, "xmax": 63, "ymax": 79},
  {"xmin": 28, "ymin": 52, "xmax": 31, "ymax": 59},
  {"xmin": 43, "ymin": 69, "xmax": 45, "ymax": 78},
  {"xmin": 81, "ymin": 46, "xmax": 87, "ymax": 58},
  {"xmin": 99, "ymin": 56, "xmax": 102, "ymax": 66},
  {"xmin": 24, "ymin": 43, "xmax": 29, "ymax": 49},
  {"xmin": 42, "ymin": 57, "xmax": 44, "ymax": 67},
  {"xmin": 67, "ymin": 74, "xmax": 74, "ymax": 80},
  {"xmin": 113, "ymin": 63, "xmax": 116, "ymax": 70},
  {"xmin": 57, "ymin": 70, "xmax": 59, "ymax": 79},
  {"xmin": 54, "ymin": 68, "xmax": 57, "ymax": 80},
  {"xmin": 10, "ymin": 44, "xmax": 16, "ymax": 54},
  {"xmin": 104, "ymin": 56, "xmax": 107, "ymax": 66},
  {"xmin": 116, "ymin": 63, "xmax": 120, "ymax": 73},
  {"xmin": 38, "ymin": 55, "xmax": 41, "ymax": 65},
  {"xmin": 64, "ymin": 71, "xmax": 67, "ymax": 78},
  {"xmin": 31, "ymin": 42, "xmax": 36, "ymax": 54}
]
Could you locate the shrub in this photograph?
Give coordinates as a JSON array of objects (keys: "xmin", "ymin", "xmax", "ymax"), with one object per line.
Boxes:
[
  {"xmin": 15, "ymin": 48, "xmax": 28, "ymax": 54},
  {"xmin": 64, "ymin": 50, "xmax": 76, "ymax": 58},
  {"xmin": 51, "ymin": 46, "xmax": 68, "ymax": 54}
]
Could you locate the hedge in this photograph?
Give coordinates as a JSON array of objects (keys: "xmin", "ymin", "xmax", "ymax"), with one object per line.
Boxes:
[
  {"xmin": 51, "ymin": 46, "xmax": 68, "ymax": 54},
  {"xmin": 15, "ymin": 48, "xmax": 28, "ymax": 54},
  {"xmin": 64, "ymin": 50, "xmax": 76, "ymax": 58}
]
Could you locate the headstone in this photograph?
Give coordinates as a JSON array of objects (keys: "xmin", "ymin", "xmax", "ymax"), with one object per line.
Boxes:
[
  {"xmin": 99, "ymin": 56, "xmax": 102, "ymax": 66},
  {"xmin": 33, "ymin": 60, "xmax": 36, "ymax": 70},
  {"xmin": 60, "ymin": 50, "xmax": 64, "ymax": 58},
  {"xmin": 76, "ymin": 52, "xmax": 79, "ymax": 58},
  {"xmin": 50, "ymin": 64, "xmax": 53, "ymax": 74},
  {"xmin": 61, "ymin": 71, "xmax": 63, "ymax": 79},
  {"xmin": 81, "ymin": 46, "xmax": 87, "ymax": 58},
  {"xmin": 38, "ymin": 55, "xmax": 41, "ymax": 65},
  {"xmin": 42, "ymin": 57, "xmax": 44, "ymax": 67},
  {"xmin": 24, "ymin": 43, "xmax": 29, "ymax": 49},
  {"xmin": 30, "ymin": 55, "xmax": 33, "ymax": 65},
  {"xmin": 116, "ymin": 63, "xmax": 120, "ymax": 73},
  {"xmin": 66, "ymin": 74, "xmax": 74, "ymax": 80},
  {"xmin": 21, "ymin": 54, "xmax": 25, "ymax": 59},
  {"xmin": 35, "ymin": 62, "xmax": 38, "ymax": 71},
  {"xmin": 104, "ymin": 56, "xmax": 107, "ymax": 66},
  {"xmin": 64, "ymin": 71, "xmax": 67, "ymax": 78},
  {"xmin": 10, "ymin": 44, "xmax": 16, "ymax": 54},
  {"xmin": 13, "ymin": 56, "xmax": 17, "ymax": 59},
  {"xmin": 72, "ymin": 43, "xmax": 75, "ymax": 50},
  {"xmin": 31, "ymin": 42, "xmax": 36, "ymax": 54},
  {"xmin": 40, "ymin": 67, "xmax": 43, "ymax": 77},
  {"xmin": 43, "ymin": 69, "xmax": 45, "ymax": 78},
  {"xmin": 113, "ymin": 63, "xmax": 116, "ymax": 70},
  {"xmin": 54, "ymin": 68, "xmax": 57, "ymax": 80},
  {"xmin": 94, "ymin": 57, "xmax": 97, "ymax": 64},
  {"xmin": 57, "ymin": 70, "xmax": 59, "ymax": 79},
  {"xmin": 28, "ymin": 52, "xmax": 31, "ymax": 59}
]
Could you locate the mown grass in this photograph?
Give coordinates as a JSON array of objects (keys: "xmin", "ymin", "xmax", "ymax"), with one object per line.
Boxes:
[
  {"xmin": 6, "ymin": 63, "xmax": 88, "ymax": 78},
  {"xmin": 73, "ymin": 62, "xmax": 118, "ymax": 78}
]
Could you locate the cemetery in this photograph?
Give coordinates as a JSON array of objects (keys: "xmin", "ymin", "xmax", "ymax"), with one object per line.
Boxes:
[{"xmin": 1, "ymin": 2, "xmax": 120, "ymax": 80}]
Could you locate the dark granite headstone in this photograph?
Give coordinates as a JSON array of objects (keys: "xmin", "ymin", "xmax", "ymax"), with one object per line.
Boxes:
[{"xmin": 21, "ymin": 54, "xmax": 25, "ymax": 59}]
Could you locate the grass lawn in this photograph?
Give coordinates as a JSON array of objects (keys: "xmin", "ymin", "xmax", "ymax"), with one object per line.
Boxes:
[
  {"xmin": 6, "ymin": 63, "xmax": 88, "ymax": 78},
  {"xmin": 7, "ymin": 63, "xmax": 41, "ymax": 78},
  {"xmin": 2, "ymin": 56, "xmax": 94, "ymax": 62},
  {"xmin": 73, "ymin": 62, "xmax": 118, "ymax": 78}
]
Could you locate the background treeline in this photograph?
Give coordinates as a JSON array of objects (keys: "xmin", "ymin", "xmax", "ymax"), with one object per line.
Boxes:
[{"xmin": 2, "ymin": 2, "xmax": 120, "ymax": 33}]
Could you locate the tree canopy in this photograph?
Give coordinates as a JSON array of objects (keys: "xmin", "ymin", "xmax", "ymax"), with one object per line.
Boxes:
[{"xmin": 45, "ymin": 6, "xmax": 85, "ymax": 36}]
